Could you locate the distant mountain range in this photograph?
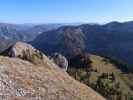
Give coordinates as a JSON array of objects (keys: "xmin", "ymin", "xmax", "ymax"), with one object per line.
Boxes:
[
  {"xmin": 0, "ymin": 37, "xmax": 14, "ymax": 52},
  {"xmin": 0, "ymin": 23, "xmax": 63, "ymax": 41},
  {"xmin": 1, "ymin": 21, "xmax": 133, "ymax": 69},
  {"xmin": 31, "ymin": 21, "xmax": 133, "ymax": 69}
]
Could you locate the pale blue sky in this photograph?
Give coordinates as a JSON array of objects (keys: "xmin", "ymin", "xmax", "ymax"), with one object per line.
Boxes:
[{"xmin": 0, "ymin": 0, "xmax": 133, "ymax": 23}]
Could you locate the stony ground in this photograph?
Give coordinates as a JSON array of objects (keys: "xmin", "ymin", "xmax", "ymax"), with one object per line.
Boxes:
[{"xmin": 0, "ymin": 55, "xmax": 105, "ymax": 100}]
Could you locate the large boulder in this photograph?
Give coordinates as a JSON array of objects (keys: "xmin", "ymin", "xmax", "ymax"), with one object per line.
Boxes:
[
  {"xmin": 2, "ymin": 42, "xmax": 44, "ymax": 65},
  {"xmin": 8, "ymin": 42, "xmax": 37, "ymax": 57},
  {"xmin": 52, "ymin": 53, "xmax": 68, "ymax": 71}
]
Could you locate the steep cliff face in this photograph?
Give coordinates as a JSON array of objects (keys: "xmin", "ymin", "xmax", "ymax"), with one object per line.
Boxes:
[{"xmin": 0, "ymin": 42, "xmax": 105, "ymax": 100}]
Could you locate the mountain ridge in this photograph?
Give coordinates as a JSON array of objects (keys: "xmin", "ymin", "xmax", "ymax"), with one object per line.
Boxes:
[
  {"xmin": 0, "ymin": 23, "xmax": 63, "ymax": 41},
  {"xmin": 31, "ymin": 21, "xmax": 133, "ymax": 70}
]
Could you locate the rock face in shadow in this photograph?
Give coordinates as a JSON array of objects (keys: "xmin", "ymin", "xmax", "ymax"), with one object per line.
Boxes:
[{"xmin": 0, "ymin": 42, "xmax": 105, "ymax": 100}]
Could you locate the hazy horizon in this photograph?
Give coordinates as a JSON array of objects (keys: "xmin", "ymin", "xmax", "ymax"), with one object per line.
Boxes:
[{"xmin": 0, "ymin": 20, "xmax": 133, "ymax": 25}]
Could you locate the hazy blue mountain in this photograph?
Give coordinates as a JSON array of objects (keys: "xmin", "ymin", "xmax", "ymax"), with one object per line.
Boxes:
[
  {"xmin": 0, "ymin": 37, "xmax": 14, "ymax": 52},
  {"xmin": 0, "ymin": 23, "xmax": 62, "ymax": 41}
]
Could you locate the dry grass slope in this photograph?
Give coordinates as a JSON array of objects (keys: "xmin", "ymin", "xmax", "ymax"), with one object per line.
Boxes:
[{"xmin": 0, "ymin": 55, "xmax": 105, "ymax": 100}]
